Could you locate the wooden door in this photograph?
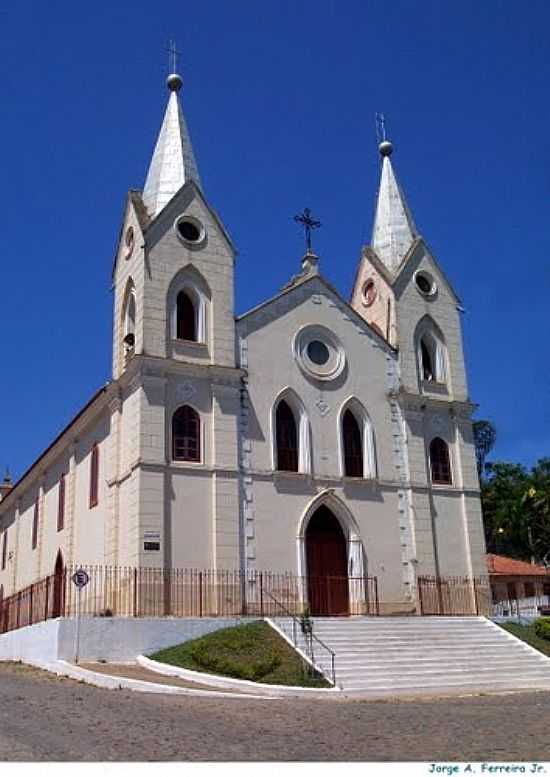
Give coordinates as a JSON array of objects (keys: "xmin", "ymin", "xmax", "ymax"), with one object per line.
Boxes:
[
  {"xmin": 52, "ymin": 551, "xmax": 65, "ymax": 618},
  {"xmin": 306, "ymin": 506, "xmax": 349, "ymax": 616}
]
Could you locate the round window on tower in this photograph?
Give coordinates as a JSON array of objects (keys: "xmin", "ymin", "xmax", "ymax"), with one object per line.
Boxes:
[
  {"xmin": 307, "ymin": 340, "xmax": 330, "ymax": 366},
  {"xmin": 362, "ymin": 279, "xmax": 377, "ymax": 307},
  {"xmin": 174, "ymin": 215, "xmax": 206, "ymax": 247},
  {"xmin": 414, "ymin": 270, "xmax": 437, "ymax": 298}
]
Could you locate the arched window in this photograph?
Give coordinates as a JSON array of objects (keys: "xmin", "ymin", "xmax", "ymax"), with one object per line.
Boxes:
[
  {"xmin": 416, "ymin": 318, "xmax": 448, "ymax": 387},
  {"xmin": 1, "ymin": 530, "xmax": 7, "ymax": 571},
  {"xmin": 57, "ymin": 474, "xmax": 65, "ymax": 532},
  {"xmin": 176, "ymin": 290, "xmax": 197, "ymax": 341},
  {"xmin": 429, "ymin": 437, "xmax": 452, "ymax": 485},
  {"xmin": 276, "ymin": 400, "xmax": 299, "ymax": 472},
  {"xmin": 89, "ymin": 444, "xmax": 99, "ymax": 508},
  {"xmin": 172, "ymin": 406, "xmax": 201, "ymax": 462},
  {"xmin": 32, "ymin": 498, "xmax": 39, "ymax": 550},
  {"xmin": 343, "ymin": 410, "xmax": 363, "ymax": 477}
]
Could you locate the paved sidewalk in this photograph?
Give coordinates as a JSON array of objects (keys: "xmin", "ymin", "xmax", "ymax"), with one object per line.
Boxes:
[{"xmin": 1, "ymin": 662, "xmax": 550, "ymax": 761}]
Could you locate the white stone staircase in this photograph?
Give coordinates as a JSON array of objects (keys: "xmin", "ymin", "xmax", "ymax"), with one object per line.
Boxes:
[{"xmin": 272, "ymin": 616, "xmax": 550, "ymax": 696}]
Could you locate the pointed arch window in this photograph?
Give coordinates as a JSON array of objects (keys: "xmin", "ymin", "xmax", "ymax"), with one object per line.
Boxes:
[
  {"xmin": 429, "ymin": 437, "xmax": 452, "ymax": 485},
  {"xmin": 172, "ymin": 405, "xmax": 201, "ymax": 462},
  {"xmin": 343, "ymin": 410, "xmax": 363, "ymax": 477},
  {"xmin": 89, "ymin": 444, "xmax": 99, "ymax": 508},
  {"xmin": 57, "ymin": 474, "xmax": 66, "ymax": 532},
  {"xmin": 417, "ymin": 325, "xmax": 447, "ymax": 386},
  {"xmin": 276, "ymin": 400, "xmax": 299, "ymax": 472},
  {"xmin": 1, "ymin": 530, "xmax": 7, "ymax": 571},
  {"xmin": 32, "ymin": 498, "xmax": 39, "ymax": 550},
  {"xmin": 176, "ymin": 291, "xmax": 197, "ymax": 341}
]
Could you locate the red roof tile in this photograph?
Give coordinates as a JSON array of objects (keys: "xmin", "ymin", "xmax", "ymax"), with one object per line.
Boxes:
[{"xmin": 486, "ymin": 553, "xmax": 548, "ymax": 576}]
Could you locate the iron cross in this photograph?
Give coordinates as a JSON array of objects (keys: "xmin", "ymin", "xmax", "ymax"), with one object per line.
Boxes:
[
  {"xmin": 168, "ymin": 40, "xmax": 181, "ymax": 73},
  {"xmin": 294, "ymin": 208, "xmax": 321, "ymax": 253},
  {"xmin": 375, "ymin": 112, "xmax": 387, "ymax": 144}
]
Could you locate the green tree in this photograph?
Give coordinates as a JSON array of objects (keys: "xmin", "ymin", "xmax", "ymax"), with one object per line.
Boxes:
[{"xmin": 473, "ymin": 419, "xmax": 497, "ymax": 478}]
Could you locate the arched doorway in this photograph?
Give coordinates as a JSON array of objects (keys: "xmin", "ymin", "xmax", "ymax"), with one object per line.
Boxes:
[
  {"xmin": 305, "ymin": 506, "xmax": 349, "ymax": 616},
  {"xmin": 52, "ymin": 550, "xmax": 65, "ymax": 618}
]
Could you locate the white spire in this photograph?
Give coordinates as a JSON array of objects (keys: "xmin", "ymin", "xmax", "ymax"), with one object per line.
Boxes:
[
  {"xmin": 371, "ymin": 140, "xmax": 417, "ymax": 272},
  {"xmin": 142, "ymin": 73, "xmax": 202, "ymax": 218}
]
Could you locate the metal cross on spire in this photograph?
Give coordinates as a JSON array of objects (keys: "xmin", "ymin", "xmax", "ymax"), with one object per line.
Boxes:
[
  {"xmin": 168, "ymin": 39, "xmax": 181, "ymax": 73},
  {"xmin": 294, "ymin": 207, "xmax": 321, "ymax": 253},
  {"xmin": 375, "ymin": 112, "xmax": 387, "ymax": 144}
]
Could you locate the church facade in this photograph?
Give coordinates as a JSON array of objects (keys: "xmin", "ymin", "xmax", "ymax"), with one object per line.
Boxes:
[{"xmin": 0, "ymin": 69, "xmax": 486, "ymax": 614}]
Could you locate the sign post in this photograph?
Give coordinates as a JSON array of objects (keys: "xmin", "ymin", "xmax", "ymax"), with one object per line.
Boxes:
[{"xmin": 71, "ymin": 569, "xmax": 90, "ymax": 664}]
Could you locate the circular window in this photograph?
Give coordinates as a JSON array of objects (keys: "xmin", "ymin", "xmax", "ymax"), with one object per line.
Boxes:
[
  {"xmin": 124, "ymin": 226, "xmax": 134, "ymax": 259},
  {"xmin": 294, "ymin": 326, "xmax": 346, "ymax": 382},
  {"xmin": 362, "ymin": 279, "xmax": 377, "ymax": 307},
  {"xmin": 415, "ymin": 271, "xmax": 437, "ymax": 297},
  {"xmin": 307, "ymin": 340, "xmax": 330, "ymax": 365},
  {"xmin": 174, "ymin": 215, "xmax": 206, "ymax": 246}
]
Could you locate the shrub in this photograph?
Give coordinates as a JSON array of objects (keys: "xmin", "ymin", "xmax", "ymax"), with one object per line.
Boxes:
[
  {"xmin": 534, "ymin": 618, "xmax": 550, "ymax": 641},
  {"xmin": 189, "ymin": 640, "xmax": 280, "ymax": 680}
]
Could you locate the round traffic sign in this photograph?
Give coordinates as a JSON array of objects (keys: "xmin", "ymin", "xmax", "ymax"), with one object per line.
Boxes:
[{"xmin": 71, "ymin": 569, "xmax": 90, "ymax": 589}]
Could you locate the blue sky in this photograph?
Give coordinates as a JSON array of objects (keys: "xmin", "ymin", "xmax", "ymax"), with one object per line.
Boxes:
[{"xmin": 1, "ymin": 0, "xmax": 549, "ymax": 479}]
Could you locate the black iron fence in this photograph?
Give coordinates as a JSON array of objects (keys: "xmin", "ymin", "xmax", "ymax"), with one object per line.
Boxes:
[
  {"xmin": 0, "ymin": 566, "xmax": 379, "ymax": 634},
  {"xmin": 418, "ymin": 575, "xmax": 492, "ymax": 616}
]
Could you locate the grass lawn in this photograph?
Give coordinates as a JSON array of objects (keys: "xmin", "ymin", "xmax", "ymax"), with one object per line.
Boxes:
[
  {"xmin": 499, "ymin": 621, "xmax": 550, "ymax": 657},
  {"xmin": 149, "ymin": 620, "xmax": 331, "ymax": 688}
]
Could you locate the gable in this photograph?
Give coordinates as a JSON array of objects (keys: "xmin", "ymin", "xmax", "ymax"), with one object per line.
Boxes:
[
  {"xmin": 392, "ymin": 238, "xmax": 461, "ymax": 305},
  {"xmin": 238, "ymin": 274, "xmax": 395, "ymax": 354},
  {"xmin": 111, "ymin": 192, "xmax": 148, "ymax": 284}
]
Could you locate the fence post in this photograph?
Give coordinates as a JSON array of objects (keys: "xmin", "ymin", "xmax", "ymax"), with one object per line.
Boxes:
[
  {"xmin": 44, "ymin": 576, "xmax": 50, "ymax": 621},
  {"xmin": 374, "ymin": 577, "xmax": 379, "ymax": 616},
  {"xmin": 199, "ymin": 572, "xmax": 203, "ymax": 618},
  {"xmin": 472, "ymin": 579, "xmax": 480, "ymax": 616},
  {"xmin": 418, "ymin": 577, "xmax": 424, "ymax": 615},
  {"xmin": 133, "ymin": 567, "xmax": 138, "ymax": 618},
  {"xmin": 436, "ymin": 577, "xmax": 444, "ymax": 615},
  {"xmin": 16, "ymin": 591, "xmax": 21, "ymax": 629},
  {"xmin": 260, "ymin": 573, "xmax": 264, "ymax": 617},
  {"xmin": 29, "ymin": 584, "xmax": 34, "ymax": 626}
]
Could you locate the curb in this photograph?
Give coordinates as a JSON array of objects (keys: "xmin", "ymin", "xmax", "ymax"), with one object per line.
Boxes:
[
  {"xmin": 24, "ymin": 659, "xmax": 275, "ymax": 700},
  {"xmin": 137, "ymin": 654, "xmax": 340, "ymax": 697}
]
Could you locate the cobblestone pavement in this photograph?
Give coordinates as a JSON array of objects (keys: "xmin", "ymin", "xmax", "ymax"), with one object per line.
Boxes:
[{"xmin": 1, "ymin": 662, "xmax": 550, "ymax": 761}]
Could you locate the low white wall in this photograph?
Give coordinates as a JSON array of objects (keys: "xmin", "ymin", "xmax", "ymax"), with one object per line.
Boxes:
[
  {"xmin": 0, "ymin": 619, "xmax": 61, "ymax": 663},
  {"xmin": 0, "ymin": 616, "xmax": 252, "ymax": 663}
]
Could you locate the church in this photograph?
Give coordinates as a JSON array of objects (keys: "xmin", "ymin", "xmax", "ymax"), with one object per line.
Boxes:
[{"xmin": 0, "ymin": 66, "xmax": 486, "ymax": 616}]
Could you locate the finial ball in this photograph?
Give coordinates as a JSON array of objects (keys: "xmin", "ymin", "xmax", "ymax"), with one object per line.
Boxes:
[
  {"xmin": 166, "ymin": 73, "xmax": 183, "ymax": 92},
  {"xmin": 379, "ymin": 140, "xmax": 393, "ymax": 157}
]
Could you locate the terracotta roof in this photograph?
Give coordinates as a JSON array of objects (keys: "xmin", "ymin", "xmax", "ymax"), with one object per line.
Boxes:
[{"xmin": 486, "ymin": 553, "xmax": 548, "ymax": 576}]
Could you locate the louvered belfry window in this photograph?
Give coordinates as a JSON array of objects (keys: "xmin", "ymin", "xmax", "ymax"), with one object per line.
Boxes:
[
  {"xmin": 172, "ymin": 406, "xmax": 201, "ymax": 462},
  {"xmin": 176, "ymin": 291, "xmax": 197, "ymax": 341},
  {"xmin": 429, "ymin": 437, "xmax": 452, "ymax": 485},
  {"xmin": 89, "ymin": 444, "xmax": 99, "ymax": 508},
  {"xmin": 343, "ymin": 410, "xmax": 363, "ymax": 477},
  {"xmin": 276, "ymin": 400, "xmax": 298, "ymax": 472}
]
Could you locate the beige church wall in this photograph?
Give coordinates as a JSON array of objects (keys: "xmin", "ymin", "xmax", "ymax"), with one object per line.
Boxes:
[
  {"xmin": 71, "ymin": 414, "xmax": 110, "ymax": 567},
  {"xmin": 0, "ymin": 507, "xmax": 16, "ymax": 596},
  {"xmin": 240, "ymin": 280, "xmax": 397, "ymax": 482},
  {"xmin": 394, "ymin": 246, "xmax": 468, "ymax": 401},
  {"xmin": 114, "ymin": 472, "xmax": 138, "ymax": 567},
  {"xmin": 429, "ymin": 491, "xmax": 472, "ymax": 578},
  {"xmin": 119, "ymin": 382, "xmax": 140, "ymax": 476},
  {"xmin": 250, "ymin": 480, "xmax": 407, "ymax": 608},
  {"xmin": 13, "ymin": 488, "xmax": 41, "ymax": 590},
  {"xmin": 141, "ymin": 187, "xmax": 236, "ymax": 369},
  {"xmin": 164, "ymin": 468, "xmax": 214, "ymax": 569},
  {"xmin": 39, "ymin": 453, "xmax": 71, "ymax": 579},
  {"xmin": 350, "ymin": 254, "xmax": 396, "ymax": 346}
]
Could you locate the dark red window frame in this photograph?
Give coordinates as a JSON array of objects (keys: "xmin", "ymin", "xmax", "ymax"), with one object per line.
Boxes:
[
  {"xmin": 429, "ymin": 437, "xmax": 452, "ymax": 485},
  {"xmin": 32, "ymin": 498, "xmax": 39, "ymax": 550},
  {"xmin": 176, "ymin": 290, "xmax": 197, "ymax": 341},
  {"xmin": 89, "ymin": 444, "xmax": 99, "ymax": 508},
  {"xmin": 343, "ymin": 409, "xmax": 363, "ymax": 477},
  {"xmin": 57, "ymin": 474, "xmax": 66, "ymax": 532},
  {"xmin": 1, "ymin": 530, "xmax": 7, "ymax": 571},
  {"xmin": 172, "ymin": 406, "xmax": 201, "ymax": 462},
  {"xmin": 276, "ymin": 400, "xmax": 299, "ymax": 473}
]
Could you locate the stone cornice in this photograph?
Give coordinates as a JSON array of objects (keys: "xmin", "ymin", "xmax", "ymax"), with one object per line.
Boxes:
[{"xmin": 390, "ymin": 387, "xmax": 477, "ymax": 419}]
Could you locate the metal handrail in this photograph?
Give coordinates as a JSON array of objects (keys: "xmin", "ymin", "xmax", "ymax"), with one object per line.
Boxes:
[{"xmin": 262, "ymin": 588, "xmax": 336, "ymax": 686}]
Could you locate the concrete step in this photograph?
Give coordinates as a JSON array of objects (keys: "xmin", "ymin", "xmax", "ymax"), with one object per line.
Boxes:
[{"xmin": 272, "ymin": 615, "xmax": 550, "ymax": 695}]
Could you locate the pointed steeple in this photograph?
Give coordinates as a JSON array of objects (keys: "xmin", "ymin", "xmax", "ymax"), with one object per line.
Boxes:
[
  {"xmin": 142, "ymin": 71, "xmax": 202, "ymax": 218},
  {"xmin": 371, "ymin": 140, "xmax": 417, "ymax": 272}
]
